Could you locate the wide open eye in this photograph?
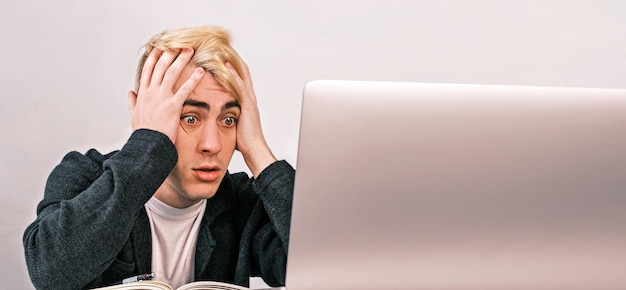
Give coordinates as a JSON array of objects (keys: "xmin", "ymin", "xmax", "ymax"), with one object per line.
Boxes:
[
  {"xmin": 181, "ymin": 116, "xmax": 198, "ymax": 125},
  {"xmin": 222, "ymin": 116, "xmax": 237, "ymax": 127}
]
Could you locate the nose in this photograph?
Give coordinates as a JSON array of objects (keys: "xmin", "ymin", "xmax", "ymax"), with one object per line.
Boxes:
[{"xmin": 198, "ymin": 122, "xmax": 222, "ymax": 154}]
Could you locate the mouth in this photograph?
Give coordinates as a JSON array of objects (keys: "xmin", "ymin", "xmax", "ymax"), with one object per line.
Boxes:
[{"xmin": 193, "ymin": 166, "xmax": 221, "ymax": 181}]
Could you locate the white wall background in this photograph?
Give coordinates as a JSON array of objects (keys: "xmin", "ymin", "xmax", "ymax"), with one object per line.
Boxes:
[{"xmin": 1, "ymin": 0, "xmax": 625, "ymax": 288}]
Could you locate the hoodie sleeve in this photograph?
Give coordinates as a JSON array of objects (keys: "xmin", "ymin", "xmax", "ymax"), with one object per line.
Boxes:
[
  {"xmin": 23, "ymin": 129, "xmax": 177, "ymax": 290},
  {"xmin": 235, "ymin": 160, "xmax": 295, "ymax": 287}
]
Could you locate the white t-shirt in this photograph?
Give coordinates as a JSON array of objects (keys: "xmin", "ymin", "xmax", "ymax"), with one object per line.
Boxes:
[{"xmin": 145, "ymin": 197, "xmax": 207, "ymax": 289}]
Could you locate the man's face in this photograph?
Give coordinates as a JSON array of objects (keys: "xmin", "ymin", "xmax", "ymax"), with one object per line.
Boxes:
[{"xmin": 155, "ymin": 65, "xmax": 240, "ymax": 208}]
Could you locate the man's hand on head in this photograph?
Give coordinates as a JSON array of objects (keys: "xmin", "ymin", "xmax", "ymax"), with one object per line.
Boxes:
[
  {"xmin": 226, "ymin": 53, "xmax": 276, "ymax": 178},
  {"xmin": 128, "ymin": 48, "xmax": 204, "ymax": 143}
]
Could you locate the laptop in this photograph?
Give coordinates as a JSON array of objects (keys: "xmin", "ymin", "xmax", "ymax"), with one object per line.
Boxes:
[{"xmin": 286, "ymin": 80, "xmax": 626, "ymax": 289}]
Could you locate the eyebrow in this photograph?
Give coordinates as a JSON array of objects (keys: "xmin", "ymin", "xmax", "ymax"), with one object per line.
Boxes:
[
  {"xmin": 183, "ymin": 99, "xmax": 209, "ymax": 109},
  {"xmin": 183, "ymin": 99, "xmax": 241, "ymax": 111}
]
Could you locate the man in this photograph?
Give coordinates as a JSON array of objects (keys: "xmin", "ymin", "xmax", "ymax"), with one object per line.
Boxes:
[{"xmin": 23, "ymin": 25, "xmax": 294, "ymax": 290}]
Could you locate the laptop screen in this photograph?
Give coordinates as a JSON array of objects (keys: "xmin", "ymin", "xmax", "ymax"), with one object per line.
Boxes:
[{"xmin": 286, "ymin": 80, "xmax": 626, "ymax": 289}]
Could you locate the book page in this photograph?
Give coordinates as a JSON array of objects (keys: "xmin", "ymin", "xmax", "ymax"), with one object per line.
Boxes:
[
  {"xmin": 91, "ymin": 281, "xmax": 172, "ymax": 290},
  {"xmin": 91, "ymin": 280, "xmax": 250, "ymax": 290},
  {"xmin": 176, "ymin": 281, "xmax": 248, "ymax": 290}
]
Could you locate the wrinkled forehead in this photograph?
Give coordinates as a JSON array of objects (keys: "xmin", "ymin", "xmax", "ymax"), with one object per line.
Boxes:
[{"xmin": 174, "ymin": 64, "xmax": 235, "ymax": 101}]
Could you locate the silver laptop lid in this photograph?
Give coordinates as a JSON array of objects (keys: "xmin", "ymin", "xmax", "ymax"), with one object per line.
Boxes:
[{"xmin": 287, "ymin": 80, "xmax": 626, "ymax": 289}]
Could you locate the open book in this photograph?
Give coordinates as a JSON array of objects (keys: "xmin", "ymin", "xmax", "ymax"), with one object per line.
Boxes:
[{"xmin": 92, "ymin": 280, "xmax": 249, "ymax": 290}]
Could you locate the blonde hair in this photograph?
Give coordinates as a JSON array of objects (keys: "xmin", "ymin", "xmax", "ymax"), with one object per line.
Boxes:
[{"xmin": 135, "ymin": 25, "xmax": 244, "ymax": 100}]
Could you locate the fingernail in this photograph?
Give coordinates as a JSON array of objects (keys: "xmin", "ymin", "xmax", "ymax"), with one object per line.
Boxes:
[{"xmin": 195, "ymin": 67, "xmax": 204, "ymax": 74}]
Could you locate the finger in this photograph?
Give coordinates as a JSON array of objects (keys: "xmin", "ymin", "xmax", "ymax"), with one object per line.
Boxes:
[
  {"xmin": 172, "ymin": 67, "xmax": 205, "ymax": 103},
  {"xmin": 161, "ymin": 48, "xmax": 195, "ymax": 89},
  {"xmin": 150, "ymin": 49, "xmax": 181, "ymax": 86},
  {"xmin": 139, "ymin": 48, "xmax": 162, "ymax": 91},
  {"xmin": 230, "ymin": 50, "xmax": 252, "ymax": 82},
  {"xmin": 230, "ymin": 49, "xmax": 248, "ymax": 70},
  {"xmin": 226, "ymin": 56, "xmax": 253, "ymax": 90},
  {"xmin": 225, "ymin": 62, "xmax": 244, "ymax": 84},
  {"xmin": 226, "ymin": 62, "xmax": 257, "ymax": 103}
]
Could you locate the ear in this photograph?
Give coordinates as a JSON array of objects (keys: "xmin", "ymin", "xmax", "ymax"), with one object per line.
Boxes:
[{"xmin": 127, "ymin": 90, "xmax": 137, "ymax": 112}]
